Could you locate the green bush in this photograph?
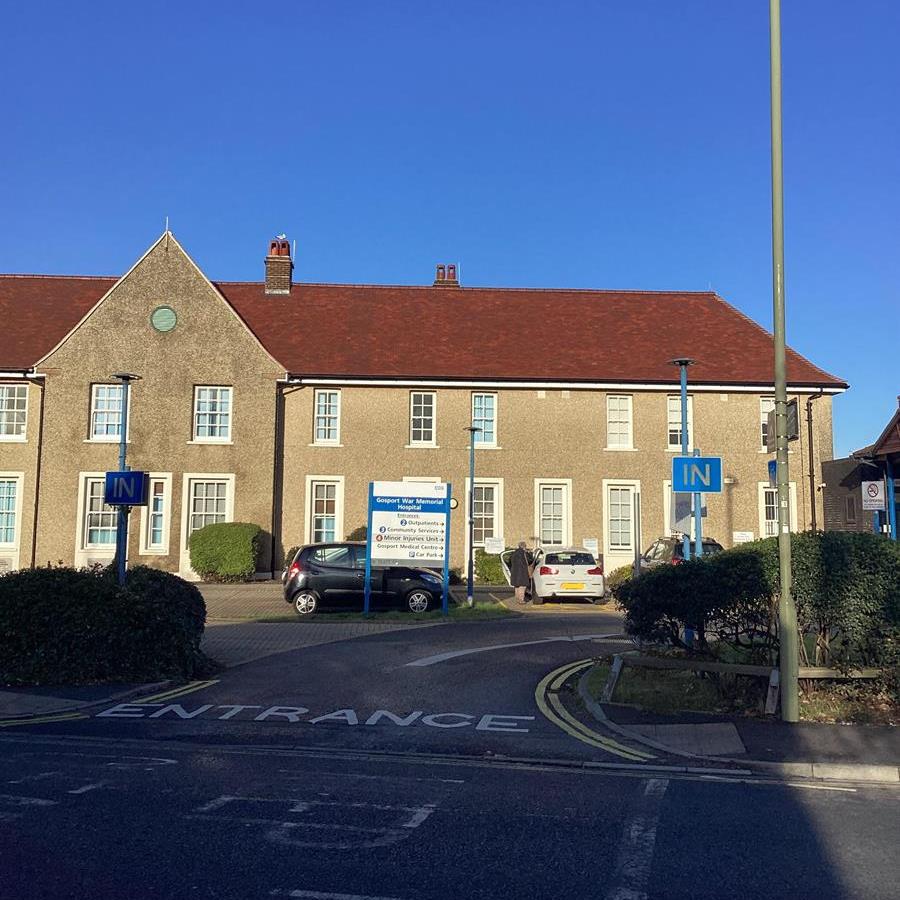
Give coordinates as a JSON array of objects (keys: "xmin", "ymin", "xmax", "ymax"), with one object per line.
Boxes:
[
  {"xmin": 474, "ymin": 549, "xmax": 507, "ymax": 585},
  {"xmin": 617, "ymin": 532, "xmax": 900, "ymax": 678},
  {"xmin": 189, "ymin": 522, "xmax": 261, "ymax": 582},
  {"xmin": 606, "ymin": 564, "xmax": 635, "ymax": 596},
  {"xmin": 0, "ymin": 565, "xmax": 207, "ymax": 685},
  {"xmin": 346, "ymin": 525, "xmax": 367, "ymax": 541}
]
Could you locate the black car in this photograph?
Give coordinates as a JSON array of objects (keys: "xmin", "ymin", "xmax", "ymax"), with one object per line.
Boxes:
[
  {"xmin": 640, "ymin": 536, "xmax": 724, "ymax": 572},
  {"xmin": 282, "ymin": 542, "xmax": 444, "ymax": 616}
]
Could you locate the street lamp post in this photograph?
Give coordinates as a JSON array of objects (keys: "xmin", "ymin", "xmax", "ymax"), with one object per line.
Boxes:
[
  {"xmin": 769, "ymin": 0, "xmax": 799, "ymax": 722},
  {"xmin": 112, "ymin": 372, "xmax": 141, "ymax": 586},
  {"xmin": 669, "ymin": 358, "xmax": 695, "ymax": 564},
  {"xmin": 465, "ymin": 425, "xmax": 482, "ymax": 608}
]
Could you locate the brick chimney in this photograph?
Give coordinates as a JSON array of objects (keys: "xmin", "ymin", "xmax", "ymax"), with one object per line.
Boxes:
[
  {"xmin": 433, "ymin": 263, "xmax": 459, "ymax": 287},
  {"xmin": 265, "ymin": 236, "xmax": 293, "ymax": 294}
]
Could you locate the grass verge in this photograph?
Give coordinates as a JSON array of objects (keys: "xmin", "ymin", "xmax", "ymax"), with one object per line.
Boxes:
[{"xmin": 584, "ymin": 658, "xmax": 898, "ymax": 724}]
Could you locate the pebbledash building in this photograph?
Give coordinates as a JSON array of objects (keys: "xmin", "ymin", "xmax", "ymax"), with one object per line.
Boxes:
[{"xmin": 0, "ymin": 233, "xmax": 846, "ymax": 579}]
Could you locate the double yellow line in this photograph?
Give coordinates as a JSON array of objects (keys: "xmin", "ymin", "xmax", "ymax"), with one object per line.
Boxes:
[
  {"xmin": 0, "ymin": 679, "xmax": 219, "ymax": 728},
  {"xmin": 134, "ymin": 680, "xmax": 219, "ymax": 705},
  {"xmin": 535, "ymin": 659, "xmax": 655, "ymax": 762},
  {"xmin": 0, "ymin": 711, "xmax": 88, "ymax": 728}
]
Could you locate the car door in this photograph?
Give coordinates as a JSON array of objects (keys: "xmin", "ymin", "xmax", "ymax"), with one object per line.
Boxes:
[
  {"xmin": 351, "ymin": 545, "xmax": 386, "ymax": 608},
  {"xmin": 307, "ymin": 545, "xmax": 358, "ymax": 607}
]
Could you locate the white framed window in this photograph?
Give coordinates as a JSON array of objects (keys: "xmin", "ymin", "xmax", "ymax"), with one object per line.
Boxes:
[
  {"xmin": 0, "ymin": 474, "xmax": 23, "ymax": 548},
  {"xmin": 663, "ymin": 480, "xmax": 673, "ymax": 536},
  {"xmin": 0, "ymin": 385, "xmax": 27, "ymax": 441},
  {"xmin": 666, "ymin": 395, "xmax": 693, "ymax": 450},
  {"xmin": 760, "ymin": 396, "xmax": 775, "ymax": 451},
  {"xmin": 139, "ymin": 474, "xmax": 172, "ymax": 555},
  {"xmin": 465, "ymin": 477, "xmax": 504, "ymax": 547},
  {"xmin": 604, "ymin": 480, "xmax": 641, "ymax": 556},
  {"xmin": 193, "ymin": 386, "xmax": 232, "ymax": 442},
  {"xmin": 472, "ymin": 393, "xmax": 497, "ymax": 446},
  {"xmin": 313, "ymin": 390, "xmax": 341, "ymax": 445},
  {"xmin": 82, "ymin": 477, "xmax": 118, "ymax": 548},
  {"xmin": 89, "ymin": 384, "xmax": 124, "ymax": 442},
  {"xmin": 409, "ymin": 391, "xmax": 436, "ymax": 446},
  {"xmin": 534, "ymin": 479, "xmax": 571, "ymax": 547},
  {"xmin": 188, "ymin": 479, "xmax": 230, "ymax": 534},
  {"xmin": 758, "ymin": 482, "xmax": 798, "ymax": 538},
  {"xmin": 606, "ymin": 395, "xmax": 633, "ymax": 449},
  {"xmin": 304, "ymin": 476, "xmax": 345, "ymax": 544}
]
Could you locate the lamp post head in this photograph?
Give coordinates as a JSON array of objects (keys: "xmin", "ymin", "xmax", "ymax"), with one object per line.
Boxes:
[
  {"xmin": 111, "ymin": 372, "xmax": 142, "ymax": 383},
  {"xmin": 669, "ymin": 357, "xmax": 696, "ymax": 369},
  {"xmin": 465, "ymin": 425, "xmax": 482, "ymax": 434}
]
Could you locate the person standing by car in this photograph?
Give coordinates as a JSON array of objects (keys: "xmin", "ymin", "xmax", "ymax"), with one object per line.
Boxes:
[{"xmin": 510, "ymin": 541, "xmax": 531, "ymax": 604}]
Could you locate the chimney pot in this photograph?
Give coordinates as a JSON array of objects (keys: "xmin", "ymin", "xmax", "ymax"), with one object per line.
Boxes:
[
  {"xmin": 447, "ymin": 264, "xmax": 457, "ymax": 283},
  {"xmin": 433, "ymin": 264, "xmax": 446, "ymax": 286},
  {"xmin": 265, "ymin": 235, "xmax": 293, "ymax": 294}
]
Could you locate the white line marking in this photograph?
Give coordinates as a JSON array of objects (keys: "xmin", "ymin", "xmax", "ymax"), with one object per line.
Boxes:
[
  {"xmin": 271, "ymin": 890, "xmax": 408, "ymax": 900},
  {"xmin": 406, "ymin": 633, "xmax": 614, "ymax": 667},
  {"xmin": 67, "ymin": 782, "xmax": 108, "ymax": 795},
  {"xmin": 786, "ymin": 783, "xmax": 858, "ymax": 793},
  {"xmin": 0, "ymin": 794, "xmax": 58, "ymax": 807},
  {"xmin": 603, "ymin": 778, "xmax": 669, "ymax": 900}
]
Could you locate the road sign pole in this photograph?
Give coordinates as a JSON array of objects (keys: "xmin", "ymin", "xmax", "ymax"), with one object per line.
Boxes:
[
  {"xmin": 115, "ymin": 379, "xmax": 131, "ymax": 587},
  {"xmin": 770, "ymin": 0, "xmax": 799, "ymax": 722},
  {"xmin": 364, "ymin": 482, "xmax": 374, "ymax": 616},
  {"xmin": 692, "ymin": 448, "xmax": 703, "ymax": 559},
  {"xmin": 442, "ymin": 484, "xmax": 452, "ymax": 616},
  {"xmin": 465, "ymin": 426, "xmax": 480, "ymax": 609}
]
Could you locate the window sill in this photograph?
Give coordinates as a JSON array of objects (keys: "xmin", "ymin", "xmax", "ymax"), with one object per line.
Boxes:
[
  {"xmin": 139, "ymin": 548, "xmax": 168, "ymax": 556},
  {"xmin": 604, "ymin": 446, "xmax": 638, "ymax": 452},
  {"xmin": 187, "ymin": 440, "xmax": 234, "ymax": 445},
  {"xmin": 475, "ymin": 445, "xmax": 502, "ymax": 451},
  {"xmin": 665, "ymin": 447, "xmax": 694, "ymax": 453},
  {"xmin": 405, "ymin": 444, "xmax": 440, "ymax": 450},
  {"xmin": 84, "ymin": 438, "xmax": 129, "ymax": 444},
  {"xmin": 308, "ymin": 443, "xmax": 344, "ymax": 448}
]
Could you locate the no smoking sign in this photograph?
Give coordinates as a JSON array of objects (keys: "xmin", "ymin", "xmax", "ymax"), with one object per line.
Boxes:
[{"xmin": 862, "ymin": 480, "xmax": 886, "ymax": 511}]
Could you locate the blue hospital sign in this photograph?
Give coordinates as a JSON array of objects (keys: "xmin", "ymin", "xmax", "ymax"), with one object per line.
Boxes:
[
  {"xmin": 672, "ymin": 456, "xmax": 723, "ymax": 494},
  {"xmin": 104, "ymin": 471, "xmax": 150, "ymax": 506}
]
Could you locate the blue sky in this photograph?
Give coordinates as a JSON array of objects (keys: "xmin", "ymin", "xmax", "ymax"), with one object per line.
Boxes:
[{"xmin": 1, "ymin": 1, "xmax": 896, "ymax": 454}]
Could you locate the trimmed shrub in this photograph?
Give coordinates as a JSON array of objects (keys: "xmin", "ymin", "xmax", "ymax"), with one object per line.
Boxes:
[
  {"xmin": 346, "ymin": 525, "xmax": 367, "ymax": 541},
  {"xmin": 0, "ymin": 565, "xmax": 207, "ymax": 685},
  {"xmin": 606, "ymin": 564, "xmax": 635, "ymax": 596},
  {"xmin": 189, "ymin": 522, "xmax": 261, "ymax": 582},
  {"xmin": 617, "ymin": 532, "xmax": 900, "ymax": 676},
  {"xmin": 474, "ymin": 549, "xmax": 507, "ymax": 585}
]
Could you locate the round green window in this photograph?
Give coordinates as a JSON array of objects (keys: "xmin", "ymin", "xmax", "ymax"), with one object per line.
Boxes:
[{"xmin": 150, "ymin": 305, "xmax": 177, "ymax": 333}]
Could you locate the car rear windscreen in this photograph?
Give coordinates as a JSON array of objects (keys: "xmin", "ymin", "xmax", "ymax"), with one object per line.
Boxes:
[{"xmin": 544, "ymin": 552, "xmax": 596, "ymax": 566}]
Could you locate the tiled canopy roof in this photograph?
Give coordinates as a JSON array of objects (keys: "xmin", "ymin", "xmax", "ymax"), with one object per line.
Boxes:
[{"xmin": 0, "ymin": 274, "xmax": 846, "ymax": 387}]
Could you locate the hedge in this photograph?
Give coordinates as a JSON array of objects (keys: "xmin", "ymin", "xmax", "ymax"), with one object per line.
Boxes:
[
  {"xmin": 474, "ymin": 549, "xmax": 507, "ymax": 585},
  {"xmin": 0, "ymin": 565, "xmax": 207, "ymax": 685},
  {"xmin": 189, "ymin": 522, "xmax": 261, "ymax": 582},
  {"xmin": 617, "ymin": 532, "xmax": 900, "ymax": 679}
]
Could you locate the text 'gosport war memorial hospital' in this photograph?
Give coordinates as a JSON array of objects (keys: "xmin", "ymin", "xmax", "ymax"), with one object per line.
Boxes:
[{"xmin": 0, "ymin": 233, "xmax": 846, "ymax": 578}]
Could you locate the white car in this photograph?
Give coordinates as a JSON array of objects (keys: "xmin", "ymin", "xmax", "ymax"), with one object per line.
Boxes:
[{"xmin": 501, "ymin": 547, "xmax": 605, "ymax": 604}]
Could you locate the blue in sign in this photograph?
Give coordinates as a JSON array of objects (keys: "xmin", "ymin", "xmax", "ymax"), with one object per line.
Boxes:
[
  {"xmin": 768, "ymin": 459, "xmax": 777, "ymax": 486},
  {"xmin": 671, "ymin": 457, "xmax": 723, "ymax": 494},
  {"xmin": 104, "ymin": 471, "xmax": 150, "ymax": 506}
]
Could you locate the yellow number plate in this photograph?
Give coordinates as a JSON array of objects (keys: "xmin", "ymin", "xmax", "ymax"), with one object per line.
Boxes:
[{"xmin": 561, "ymin": 582, "xmax": 585, "ymax": 590}]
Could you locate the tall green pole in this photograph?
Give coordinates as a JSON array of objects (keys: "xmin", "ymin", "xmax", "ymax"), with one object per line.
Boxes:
[{"xmin": 769, "ymin": 0, "xmax": 799, "ymax": 722}]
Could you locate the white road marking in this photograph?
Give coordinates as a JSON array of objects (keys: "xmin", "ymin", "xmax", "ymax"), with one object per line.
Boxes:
[
  {"xmin": 405, "ymin": 633, "xmax": 615, "ymax": 667},
  {"xmin": 603, "ymin": 778, "xmax": 669, "ymax": 900},
  {"xmin": 0, "ymin": 794, "xmax": 58, "ymax": 807},
  {"xmin": 271, "ymin": 890, "xmax": 408, "ymax": 900},
  {"xmin": 67, "ymin": 781, "xmax": 109, "ymax": 795},
  {"xmin": 7, "ymin": 771, "xmax": 62, "ymax": 784},
  {"xmin": 787, "ymin": 783, "xmax": 858, "ymax": 793}
]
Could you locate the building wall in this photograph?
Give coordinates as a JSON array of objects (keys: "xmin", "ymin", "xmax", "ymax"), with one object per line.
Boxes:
[
  {"xmin": 279, "ymin": 386, "xmax": 835, "ymax": 573},
  {"xmin": 822, "ymin": 458, "xmax": 879, "ymax": 533},
  {"xmin": 0, "ymin": 380, "xmax": 41, "ymax": 572},
  {"xmin": 32, "ymin": 237, "xmax": 283, "ymax": 575}
]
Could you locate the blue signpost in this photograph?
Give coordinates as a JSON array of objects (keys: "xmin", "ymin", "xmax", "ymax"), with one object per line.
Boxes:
[
  {"xmin": 672, "ymin": 453, "xmax": 723, "ymax": 558},
  {"xmin": 364, "ymin": 481, "xmax": 452, "ymax": 616}
]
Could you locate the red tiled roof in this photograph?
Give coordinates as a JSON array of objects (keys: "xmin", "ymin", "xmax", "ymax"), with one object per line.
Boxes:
[
  {"xmin": 0, "ymin": 273, "xmax": 846, "ymax": 388},
  {"xmin": 218, "ymin": 282, "xmax": 846, "ymax": 387},
  {"xmin": 0, "ymin": 275, "xmax": 116, "ymax": 371}
]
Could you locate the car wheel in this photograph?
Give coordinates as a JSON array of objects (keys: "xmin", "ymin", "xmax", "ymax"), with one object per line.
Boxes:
[
  {"xmin": 406, "ymin": 589, "xmax": 432, "ymax": 614},
  {"xmin": 293, "ymin": 590, "xmax": 318, "ymax": 616}
]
